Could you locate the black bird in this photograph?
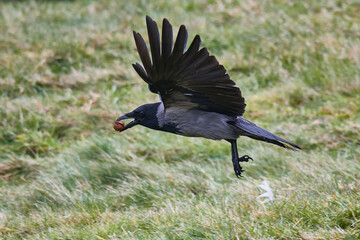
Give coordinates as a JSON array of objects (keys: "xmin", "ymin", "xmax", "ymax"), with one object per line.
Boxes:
[{"xmin": 115, "ymin": 16, "xmax": 301, "ymax": 177}]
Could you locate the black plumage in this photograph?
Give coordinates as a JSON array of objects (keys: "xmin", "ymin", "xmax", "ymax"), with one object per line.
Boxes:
[
  {"xmin": 132, "ymin": 16, "xmax": 246, "ymax": 117},
  {"xmin": 116, "ymin": 16, "xmax": 300, "ymax": 177}
]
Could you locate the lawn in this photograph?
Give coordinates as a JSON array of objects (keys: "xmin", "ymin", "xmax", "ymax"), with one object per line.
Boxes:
[{"xmin": 0, "ymin": 0, "xmax": 359, "ymax": 239}]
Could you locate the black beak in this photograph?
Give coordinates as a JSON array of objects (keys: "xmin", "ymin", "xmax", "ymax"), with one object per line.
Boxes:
[{"xmin": 115, "ymin": 113, "xmax": 140, "ymax": 132}]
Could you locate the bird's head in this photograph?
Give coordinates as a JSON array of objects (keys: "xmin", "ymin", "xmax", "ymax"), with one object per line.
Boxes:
[{"xmin": 115, "ymin": 103, "xmax": 161, "ymax": 132}]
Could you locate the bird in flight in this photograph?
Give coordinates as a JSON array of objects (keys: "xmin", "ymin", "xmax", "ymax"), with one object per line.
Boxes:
[{"xmin": 115, "ymin": 16, "xmax": 300, "ymax": 177}]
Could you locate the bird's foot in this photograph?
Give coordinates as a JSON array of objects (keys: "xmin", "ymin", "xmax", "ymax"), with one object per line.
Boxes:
[
  {"xmin": 233, "ymin": 161, "xmax": 244, "ymax": 178},
  {"xmin": 239, "ymin": 155, "xmax": 253, "ymax": 162},
  {"xmin": 233, "ymin": 155, "xmax": 253, "ymax": 178}
]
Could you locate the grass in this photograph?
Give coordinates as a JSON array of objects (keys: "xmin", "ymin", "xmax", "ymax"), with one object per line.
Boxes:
[{"xmin": 0, "ymin": 0, "xmax": 359, "ymax": 239}]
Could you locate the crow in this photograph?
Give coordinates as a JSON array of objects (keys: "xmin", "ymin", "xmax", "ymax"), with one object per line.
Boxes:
[{"xmin": 115, "ymin": 16, "xmax": 301, "ymax": 177}]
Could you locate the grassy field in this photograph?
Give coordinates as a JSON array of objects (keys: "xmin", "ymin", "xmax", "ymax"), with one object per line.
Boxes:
[{"xmin": 1, "ymin": 0, "xmax": 360, "ymax": 239}]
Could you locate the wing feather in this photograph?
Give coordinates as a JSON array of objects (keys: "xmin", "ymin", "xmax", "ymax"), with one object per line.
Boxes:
[
  {"xmin": 133, "ymin": 31, "xmax": 152, "ymax": 76},
  {"xmin": 146, "ymin": 16, "xmax": 161, "ymax": 70},
  {"xmin": 172, "ymin": 25, "xmax": 188, "ymax": 61},
  {"xmin": 162, "ymin": 18, "xmax": 173, "ymax": 59},
  {"xmin": 132, "ymin": 16, "xmax": 246, "ymax": 116},
  {"xmin": 132, "ymin": 63, "xmax": 150, "ymax": 84},
  {"xmin": 184, "ymin": 35, "xmax": 201, "ymax": 58}
]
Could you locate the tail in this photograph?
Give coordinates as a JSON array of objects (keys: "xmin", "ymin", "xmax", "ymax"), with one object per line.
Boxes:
[{"xmin": 232, "ymin": 117, "xmax": 301, "ymax": 150}]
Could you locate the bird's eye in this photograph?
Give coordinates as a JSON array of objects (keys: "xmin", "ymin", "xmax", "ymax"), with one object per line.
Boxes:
[{"xmin": 139, "ymin": 111, "xmax": 145, "ymax": 118}]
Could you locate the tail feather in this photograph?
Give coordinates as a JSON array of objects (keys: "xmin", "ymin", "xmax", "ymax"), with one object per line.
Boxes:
[{"xmin": 234, "ymin": 117, "xmax": 301, "ymax": 150}]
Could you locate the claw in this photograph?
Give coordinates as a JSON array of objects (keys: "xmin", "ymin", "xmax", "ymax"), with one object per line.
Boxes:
[
  {"xmin": 233, "ymin": 163, "xmax": 244, "ymax": 178},
  {"xmin": 239, "ymin": 155, "xmax": 253, "ymax": 162},
  {"xmin": 233, "ymin": 155, "xmax": 253, "ymax": 177}
]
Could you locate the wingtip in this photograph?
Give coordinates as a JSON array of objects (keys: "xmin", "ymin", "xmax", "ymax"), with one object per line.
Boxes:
[
  {"xmin": 146, "ymin": 15, "xmax": 154, "ymax": 24},
  {"xmin": 194, "ymin": 35, "xmax": 202, "ymax": 49},
  {"xmin": 179, "ymin": 24, "xmax": 187, "ymax": 32},
  {"xmin": 163, "ymin": 18, "xmax": 170, "ymax": 25},
  {"xmin": 180, "ymin": 25, "xmax": 188, "ymax": 41},
  {"xmin": 162, "ymin": 18, "xmax": 173, "ymax": 30},
  {"xmin": 133, "ymin": 31, "xmax": 142, "ymax": 43}
]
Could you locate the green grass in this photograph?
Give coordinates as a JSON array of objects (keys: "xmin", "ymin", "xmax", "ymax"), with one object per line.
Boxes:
[{"xmin": 1, "ymin": 0, "xmax": 360, "ymax": 239}]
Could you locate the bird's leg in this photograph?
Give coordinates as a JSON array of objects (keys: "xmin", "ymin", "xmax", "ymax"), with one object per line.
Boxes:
[{"xmin": 227, "ymin": 139, "xmax": 248, "ymax": 178}]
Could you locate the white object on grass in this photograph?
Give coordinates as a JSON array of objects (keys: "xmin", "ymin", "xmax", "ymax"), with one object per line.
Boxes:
[{"xmin": 257, "ymin": 180, "xmax": 274, "ymax": 203}]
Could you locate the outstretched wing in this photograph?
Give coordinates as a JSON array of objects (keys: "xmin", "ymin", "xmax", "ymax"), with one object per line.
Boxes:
[{"xmin": 132, "ymin": 16, "xmax": 246, "ymax": 116}]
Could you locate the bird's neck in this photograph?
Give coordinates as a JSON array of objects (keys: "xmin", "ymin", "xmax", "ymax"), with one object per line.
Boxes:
[
  {"xmin": 154, "ymin": 102, "xmax": 180, "ymax": 134},
  {"xmin": 156, "ymin": 102, "xmax": 165, "ymax": 127}
]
